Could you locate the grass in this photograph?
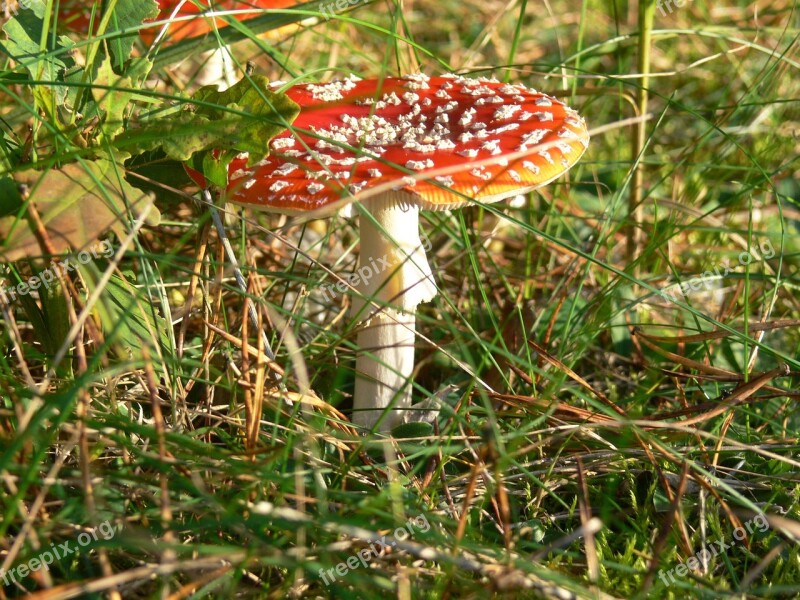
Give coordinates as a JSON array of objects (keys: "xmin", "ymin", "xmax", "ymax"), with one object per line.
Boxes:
[{"xmin": 1, "ymin": 0, "xmax": 799, "ymax": 598}]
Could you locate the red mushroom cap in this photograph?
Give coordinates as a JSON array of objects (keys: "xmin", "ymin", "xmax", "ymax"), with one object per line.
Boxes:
[
  {"xmin": 212, "ymin": 74, "xmax": 589, "ymax": 215},
  {"xmin": 58, "ymin": 0, "xmax": 300, "ymax": 45},
  {"xmin": 140, "ymin": 0, "xmax": 302, "ymax": 45}
]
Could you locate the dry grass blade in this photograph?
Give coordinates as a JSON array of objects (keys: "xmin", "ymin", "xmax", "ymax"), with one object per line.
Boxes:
[
  {"xmin": 643, "ymin": 462, "xmax": 692, "ymax": 591},
  {"xmin": 633, "ymin": 329, "xmax": 740, "ymax": 378},
  {"xmin": 636, "ymin": 320, "xmax": 800, "ymax": 344},
  {"xmin": 528, "ymin": 340, "xmax": 627, "ymax": 416},
  {"xmin": 647, "ymin": 364, "xmax": 790, "ymax": 426}
]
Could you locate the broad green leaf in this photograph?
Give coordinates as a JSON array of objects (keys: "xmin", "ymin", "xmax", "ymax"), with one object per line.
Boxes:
[
  {"xmin": 0, "ymin": 130, "xmax": 20, "ymax": 174},
  {"xmin": 0, "ymin": 0, "xmax": 75, "ymax": 98},
  {"xmin": 95, "ymin": 0, "xmax": 159, "ymax": 70},
  {"xmin": 1, "ymin": 0, "xmax": 75, "ymax": 130},
  {"xmin": 93, "ymin": 56, "xmax": 153, "ymax": 141},
  {"xmin": 191, "ymin": 74, "xmax": 300, "ymax": 164},
  {"xmin": 89, "ymin": 271, "xmax": 172, "ymax": 360},
  {"xmin": 201, "ymin": 151, "xmax": 230, "ymax": 189},
  {"xmin": 2, "ymin": 262, "xmax": 72, "ymax": 376},
  {"xmin": 38, "ymin": 278, "xmax": 73, "ymax": 377},
  {"xmin": 0, "ymin": 160, "xmax": 159, "ymax": 261},
  {"xmin": 118, "ymin": 75, "xmax": 300, "ymax": 179},
  {"xmin": 391, "ymin": 422, "xmax": 434, "ymax": 438},
  {"xmin": 0, "ymin": 178, "xmax": 24, "ymax": 217}
]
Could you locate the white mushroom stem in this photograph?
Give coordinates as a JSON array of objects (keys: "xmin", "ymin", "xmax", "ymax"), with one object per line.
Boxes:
[{"xmin": 351, "ymin": 195, "xmax": 437, "ymax": 431}]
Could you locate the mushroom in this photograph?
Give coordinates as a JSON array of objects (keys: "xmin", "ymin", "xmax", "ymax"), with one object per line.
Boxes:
[
  {"xmin": 58, "ymin": 0, "xmax": 305, "ymax": 84},
  {"xmin": 59, "ymin": 0, "xmax": 303, "ymax": 42},
  {"xmin": 138, "ymin": 0, "xmax": 304, "ymax": 46},
  {"xmin": 190, "ymin": 73, "xmax": 589, "ymax": 431}
]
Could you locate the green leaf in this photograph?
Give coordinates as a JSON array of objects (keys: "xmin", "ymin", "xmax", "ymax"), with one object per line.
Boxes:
[
  {"xmin": 93, "ymin": 56, "xmax": 153, "ymax": 141},
  {"xmin": 0, "ymin": 0, "xmax": 75, "ymax": 97},
  {"xmin": 0, "ymin": 160, "xmax": 159, "ymax": 262},
  {"xmin": 191, "ymin": 74, "xmax": 301, "ymax": 163},
  {"xmin": 391, "ymin": 422, "xmax": 434, "ymax": 438},
  {"xmin": 38, "ymin": 277, "xmax": 73, "ymax": 377},
  {"xmin": 1, "ymin": 0, "xmax": 76, "ymax": 132},
  {"xmin": 118, "ymin": 75, "xmax": 300, "ymax": 181},
  {"xmin": 102, "ymin": 0, "xmax": 160, "ymax": 70},
  {"xmin": 3, "ymin": 263, "xmax": 73, "ymax": 377},
  {"xmin": 201, "ymin": 152, "xmax": 230, "ymax": 189},
  {"xmin": 0, "ymin": 178, "xmax": 24, "ymax": 217},
  {"xmin": 91, "ymin": 271, "xmax": 172, "ymax": 360}
]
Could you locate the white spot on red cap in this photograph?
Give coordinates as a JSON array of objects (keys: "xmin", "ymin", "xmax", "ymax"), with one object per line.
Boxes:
[
  {"xmin": 519, "ymin": 129, "xmax": 548, "ymax": 149},
  {"xmin": 523, "ymin": 160, "xmax": 540, "ymax": 174},
  {"xmin": 269, "ymin": 180, "xmax": 290, "ymax": 192},
  {"xmin": 461, "ymin": 85, "xmax": 496, "ymax": 96},
  {"xmin": 436, "ymin": 101, "xmax": 459, "ymax": 114},
  {"xmin": 493, "ymin": 105, "xmax": 522, "ymax": 120},
  {"xmin": 272, "ymin": 137, "xmax": 296, "ymax": 150},
  {"xmin": 537, "ymin": 150, "xmax": 555, "ymax": 164},
  {"xmin": 481, "ymin": 139, "xmax": 502, "ymax": 155},
  {"xmin": 402, "ymin": 73, "xmax": 431, "ymax": 90},
  {"xmin": 308, "ymin": 78, "xmax": 357, "ymax": 101},
  {"xmin": 470, "ymin": 167, "xmax": 492, "ymax": 181},
  {"xmin": 406, "ymin": 159, "xmax": 435, "ymax": 171},
  {"xmin": 555, "ymin": 142, "xmax": 575, "ymax": 156},
  {"xmin": 275, "ymin": 163, "xmax": 299, "ymax": 175},
  {"xmin": 490, "ymin": 123, "xmax": 520, "ymax": 134},
  {"xmin": 458, "ymin": 108, "xmax": 476, "ymax": 127}
]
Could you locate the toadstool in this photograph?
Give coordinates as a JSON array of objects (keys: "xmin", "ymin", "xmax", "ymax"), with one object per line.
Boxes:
[
  {"xmin": 58, "ymin": 0, "xmax": 307, "ymax": 85},
  {"xmin": 189, "ymin": 73, "xmax": 589, "ymax": 431},
  {"xmin": 59, "ymin": 0, "xmax": 303, "ymax": 43}
]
